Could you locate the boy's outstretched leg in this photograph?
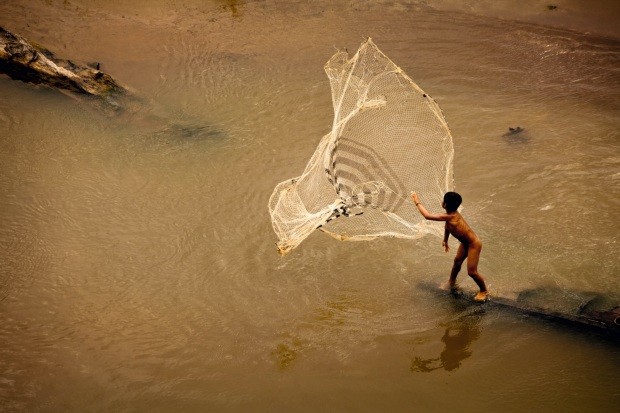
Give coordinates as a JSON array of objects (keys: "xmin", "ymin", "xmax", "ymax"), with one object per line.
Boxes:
[{"xmin": 467, "ymin": 243, "xmax": 488, "ymax": 302}]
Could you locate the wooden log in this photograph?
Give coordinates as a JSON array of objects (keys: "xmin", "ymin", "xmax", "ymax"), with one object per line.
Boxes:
[{"xmin": 0, "ymin": 26, "xmax": 124, "ymax": 98}]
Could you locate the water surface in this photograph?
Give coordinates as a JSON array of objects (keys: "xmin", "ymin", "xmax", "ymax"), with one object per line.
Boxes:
[{"xmin": 1, "ymin": 1, "xmax": 619, "ymax": 411}]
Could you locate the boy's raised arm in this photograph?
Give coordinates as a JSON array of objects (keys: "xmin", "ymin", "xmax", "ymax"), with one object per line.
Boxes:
[{"xmin": 411, "ymin": 192, "xmax": 449, "ymax": 221}]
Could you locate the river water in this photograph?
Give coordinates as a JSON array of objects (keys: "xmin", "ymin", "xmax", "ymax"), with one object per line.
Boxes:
[{"xmin": 1, "ymin": 1, "xmax": 619, "ymax": 412}]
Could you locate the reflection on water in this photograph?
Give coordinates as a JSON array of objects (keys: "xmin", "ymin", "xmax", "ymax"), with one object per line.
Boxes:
[
  {"xmin": 220, "ymin": 0, "xmax": 243, "ymax": 19},
  {"xmin": 411, "ymin": 312, "xmax": 482, "ymax": 373},
  {"xmin": 272, "ymin": 334, "xmax": 303, "ymax": 370}
]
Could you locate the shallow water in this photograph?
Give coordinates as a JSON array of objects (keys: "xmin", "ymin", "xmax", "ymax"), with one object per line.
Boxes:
[{"xmin": 1, "ymin": 1, "xmax": 619, "ymax": 411}]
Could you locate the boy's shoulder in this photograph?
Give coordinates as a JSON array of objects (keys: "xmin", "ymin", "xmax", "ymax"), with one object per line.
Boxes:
[{"xmin": 445, "ymin": 211, "xmax": 468, "ymax": 226}]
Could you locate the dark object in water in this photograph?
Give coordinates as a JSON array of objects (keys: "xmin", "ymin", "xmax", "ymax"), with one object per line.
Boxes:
[
  {"xmin": 0, "ymin": 26, "xmax": 125, "ymax": 97},
  {"xmin": 502, "ymin": 126, "xmax": 529, "ymax": 143},
  {"xmin": 547, "ymin": 5, "xmax": 558, "ymax": 11},
  {"xmin": 153, "ymin": 123, "xmax": 225, "ymax": 141},
  {"xmin": 418, "ymin": 282, "xmax": 620, "ymax": 339}
]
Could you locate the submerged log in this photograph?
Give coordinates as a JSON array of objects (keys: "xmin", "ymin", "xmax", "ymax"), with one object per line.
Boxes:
[
  {"xmin": 418, "ymin": 282, "xmax": 620, "ymax": 339},
  {"xmin": 0, "ymin": 26, "xmax": 124, "ymax": 97}
]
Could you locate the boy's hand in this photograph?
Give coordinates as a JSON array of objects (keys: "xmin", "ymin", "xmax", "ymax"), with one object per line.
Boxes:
[
  {"xmin": 442, "ymin": 241, "xmax": 449, "ymax": 253},
  {"xmin": 411, "ymin": 191, "xmax": 420, "ymax": 205}
]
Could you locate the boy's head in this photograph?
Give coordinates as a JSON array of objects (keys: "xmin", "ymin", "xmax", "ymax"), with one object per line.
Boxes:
[{"xmin": 443, "ymin": 192, "xmax": 462, "ymax": 213}]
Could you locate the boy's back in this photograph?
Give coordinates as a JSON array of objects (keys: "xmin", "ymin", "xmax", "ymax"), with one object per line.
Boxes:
[{"xmin": 444, "ymin": 212, "xmax": 480, "ymax": 246}]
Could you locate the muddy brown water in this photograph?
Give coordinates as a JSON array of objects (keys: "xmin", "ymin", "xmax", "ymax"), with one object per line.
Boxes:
[{"xmin": 1, "ymin": 1, "xmax": 619, "ymax": 412}]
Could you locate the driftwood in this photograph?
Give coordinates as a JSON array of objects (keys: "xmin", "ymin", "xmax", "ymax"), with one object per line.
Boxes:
[{"xmin": 0, "ymin": 26, "xmax": 124, "ymax": 98}]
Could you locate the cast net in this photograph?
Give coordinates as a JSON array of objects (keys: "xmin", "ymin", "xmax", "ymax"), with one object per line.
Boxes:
[{"xmin": 268, "ymin": 38, "xmax": 454, "ymax": 255}]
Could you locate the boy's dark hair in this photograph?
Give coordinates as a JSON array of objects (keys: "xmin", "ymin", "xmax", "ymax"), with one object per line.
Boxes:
[{"xmin": 443, "ymin": 192, "xmax": 462, "ymax": 212}]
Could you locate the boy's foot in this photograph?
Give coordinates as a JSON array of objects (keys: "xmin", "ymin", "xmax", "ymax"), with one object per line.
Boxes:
[{"xmin": 473, "ymin": 291, "xmax": 489, "ymax": 303}]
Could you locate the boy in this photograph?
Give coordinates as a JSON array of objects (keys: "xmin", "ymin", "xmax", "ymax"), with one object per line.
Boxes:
[{"xmin": 411, "ymin": 191, "xmax": 489, "ymax": 302}]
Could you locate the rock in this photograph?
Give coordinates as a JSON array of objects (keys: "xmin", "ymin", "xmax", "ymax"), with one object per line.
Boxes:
[
  {"xmin": 0, "ymin": 26, "xmax": 125, "ymax": 98},
  {"xmin": 504, "ymin": 126, "xmax": 524, "ymax": 135}
]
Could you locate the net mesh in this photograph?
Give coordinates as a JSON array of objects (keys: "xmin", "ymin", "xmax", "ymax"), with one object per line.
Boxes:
[{"xmin": 269, "ymin": 39, "xmax": 454, "ymax": 255}]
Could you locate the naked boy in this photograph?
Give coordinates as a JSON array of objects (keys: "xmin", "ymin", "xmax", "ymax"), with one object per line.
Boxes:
[{"xmin": 411, "ymin": 191, "xmax": 489, "ymax": 302}]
